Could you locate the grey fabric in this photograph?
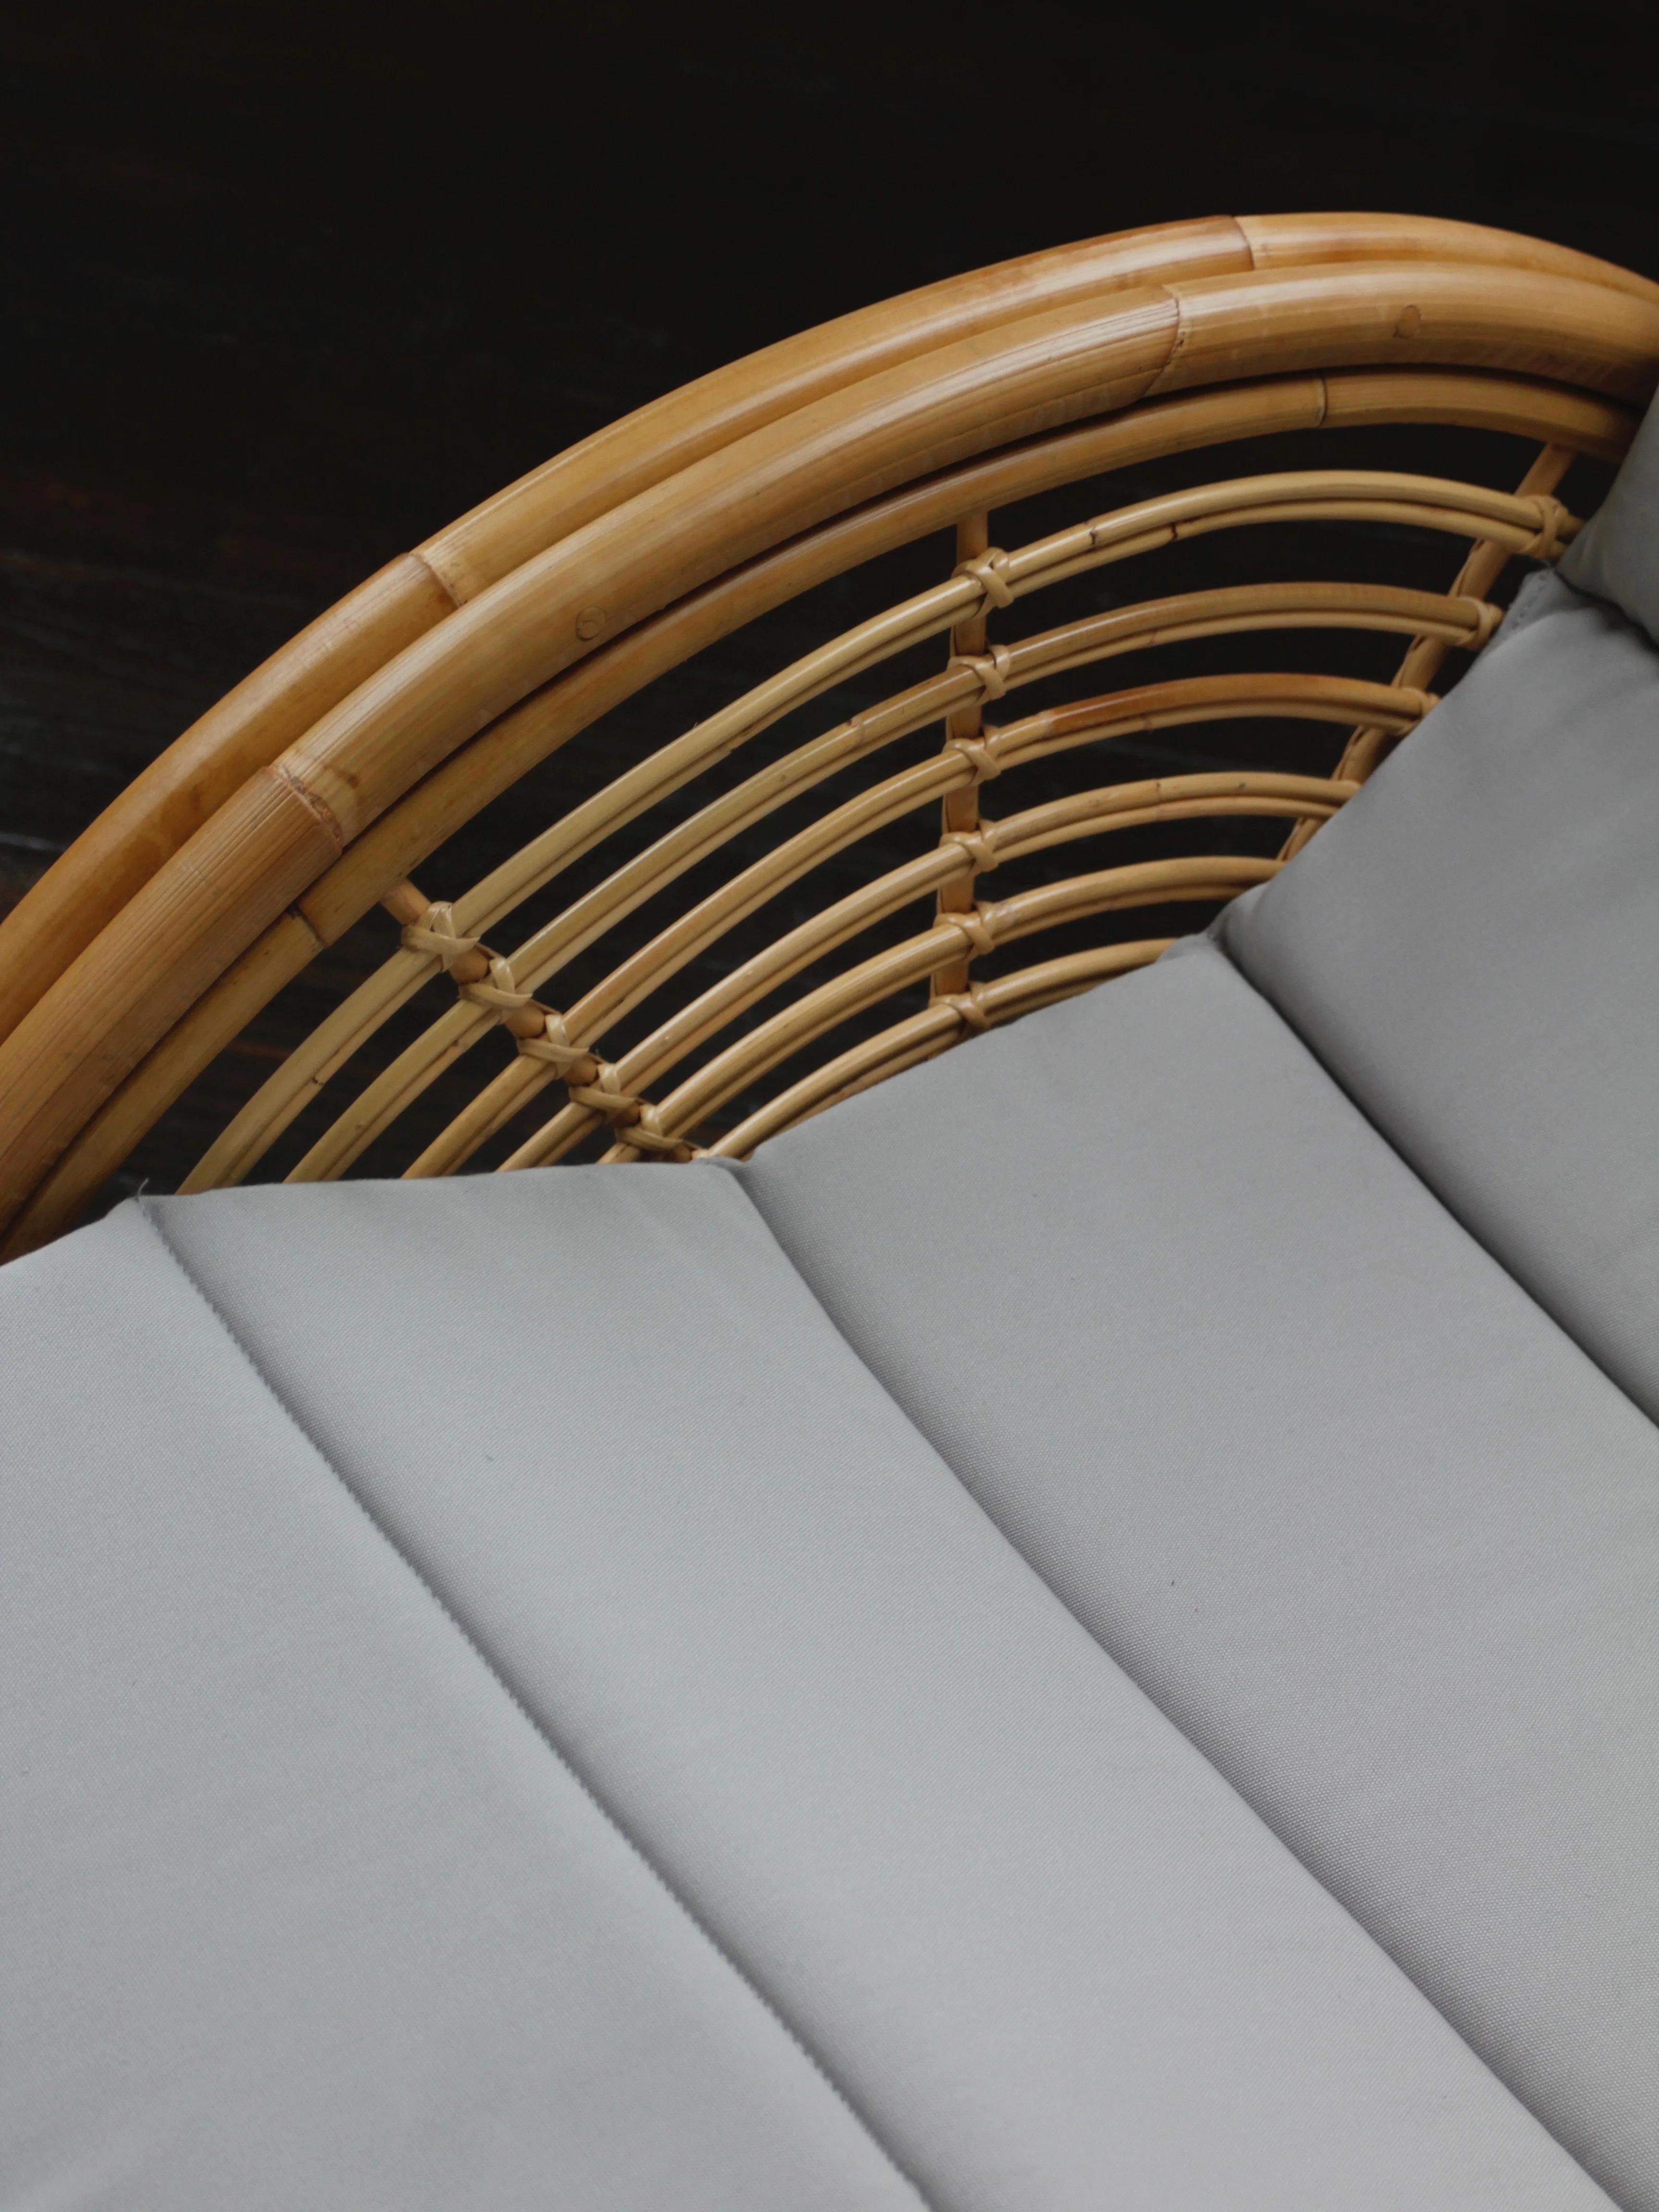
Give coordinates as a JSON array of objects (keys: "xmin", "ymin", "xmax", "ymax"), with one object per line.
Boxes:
[
  {"xmin": 1222, "ymin": 586, "xmax": 1659, "ymax": 1420},
  {"xmin": 1491, "ymin": 561, "xmax": 1581, "ymax": 646},
  {"xmin": 0, "ymin": 1205, "xmax": 921, "ymax": 2212},
  {"xmin": 740, "ymin": 938, "xmax": 1659, "ymax": 2212},
  {"xmin": 3, "ymin": 1171, "xmax": 1612, "ymax": 2209},
  {"xmin": 1560, "ymin": 395, "xmax": 1659, "ymax": 642}
]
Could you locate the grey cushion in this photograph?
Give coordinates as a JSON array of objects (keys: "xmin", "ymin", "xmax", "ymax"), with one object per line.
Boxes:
[
  {"xmin": 1, "ymin": 1172, "xmax": 1610, "ymax": 2209},
  {"xmin": 741, "ymin": 938, "xmax": 1659, "ymax": 2212},
  {"xmin": 20, "ymin": 410, "xmax": 1659, "ymax": 2203},
  {"xmin": 1222, "ymin": 584, "xmax": 1659, "ymax": 1420},
  {"xmin": 0, "ymin": 1205, "xmax": 915, "ymax": 2212},
  {"xmin": 1560, "ymin": 394, "xmax": 1659, "ymax": 642}
]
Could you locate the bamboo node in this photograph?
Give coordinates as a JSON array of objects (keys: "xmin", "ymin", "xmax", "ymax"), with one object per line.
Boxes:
[
  {"xmin": 951, "ymin": 644, "xmax": 1013, "ymax": 701},
  {"xmin": 939, "ymin": 984, "xmax": 993, "ymax": 1034},
  {"xmin": 953, "ymin": 546, "xmax": 1015, "ymax": 610},
  {"xmin": 400, "ymin": 901, "xmax": 481, "ymax": 970}
]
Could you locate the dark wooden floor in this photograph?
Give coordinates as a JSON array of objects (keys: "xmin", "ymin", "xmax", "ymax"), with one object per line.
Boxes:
[{"xmin": 3, "ymin": 1, "xmax": 1655, "ymax": 1191}]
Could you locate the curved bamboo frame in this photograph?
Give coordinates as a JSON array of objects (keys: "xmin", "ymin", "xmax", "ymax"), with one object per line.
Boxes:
[{"xmin": 0, "ymin": 214, "xmax": 1654, "ymax": 1255}]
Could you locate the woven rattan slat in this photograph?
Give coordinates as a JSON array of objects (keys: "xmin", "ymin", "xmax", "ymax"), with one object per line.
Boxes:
[
  {"xmin": 206, "ymin": 521, "xmax": 1494, "ymax": 1194},
  {"xmin": 2, "ymin": 220, "xmax": 1656, "ymax": 1256},
  {"xmin": 5, "ymin": 210, "xmax": 1646, "ymax": 1060},
  {"xmin": 278, "ymin": 646, "xmax": 1439, "ymax": 1188},
  {"xmin": 6, "ymin": 367, "xmax": 1633, "ymax": 1252}
]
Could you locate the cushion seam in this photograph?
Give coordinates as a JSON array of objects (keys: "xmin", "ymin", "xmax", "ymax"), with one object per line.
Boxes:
[
  {"xmin": 1209, "ymin": 909, "xmax": 1659, "ymax": 1446},
  {"xmin": 135, "ymin": 1197, "xmax": 935, "ymax": 2212},
  {"xmin": 714, "ymin": 1157, "xmax": 1617, "ymax": 2207},
  {"xmin": 1195, "ymin": 926, "xmax": 1646, "ymax": 2205}
]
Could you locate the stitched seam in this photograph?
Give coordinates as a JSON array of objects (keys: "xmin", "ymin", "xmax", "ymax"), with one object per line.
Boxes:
[
  {"xmin": 136, "ymin": 1199, "xmax": 934, "ymax": 2212},
  {"xmin": 715, "ymin": 1163, "xmax": 1615, "ymax": 2204}
]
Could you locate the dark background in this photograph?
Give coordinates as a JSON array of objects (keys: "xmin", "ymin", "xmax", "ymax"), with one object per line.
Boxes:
[{"xmin": 1, "ymin": 1, "xmax": 1655, "ymax": 1186}]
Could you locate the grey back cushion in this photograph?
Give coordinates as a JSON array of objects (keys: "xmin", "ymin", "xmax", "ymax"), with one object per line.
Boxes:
[
  {"xmin": 1223, "ymin": 580, "xmax": 1659, "ymax": 1418},
  {"xmin": 1559, "ymin": 392, "xmax": 1659, "ymax": 643}
]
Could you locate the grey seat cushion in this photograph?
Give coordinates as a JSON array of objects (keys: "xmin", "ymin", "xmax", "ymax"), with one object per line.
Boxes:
[
  {"xmin": 1221, "ymin": 580, "xmax": 1659, "ymax": 1420},
  {"xmin": 0, "ymin": 1205, "xmax": 916, "ymax": 2212},
  {"xmin": 740, "ymin": 938, "xmax": 1659, "ymax": 2212},
  {"xmin": 0, "ymin": 1172, "xmax": 1610, "ymax": 2210}
]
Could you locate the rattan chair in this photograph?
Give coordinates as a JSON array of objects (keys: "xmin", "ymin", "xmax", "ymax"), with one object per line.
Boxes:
[
  {"xmin": 6, "ymin": 216, "xmax": 1659, "ymax": 2209},
  {"xmin": 0, "ymin": 210, "xmax": 1654, "ymax": 1245}
]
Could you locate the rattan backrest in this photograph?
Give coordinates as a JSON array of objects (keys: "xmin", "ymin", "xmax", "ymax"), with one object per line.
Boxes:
[{"xmin": 0, "ymin": 213, "xmax": 1655, "ymax": 1255}]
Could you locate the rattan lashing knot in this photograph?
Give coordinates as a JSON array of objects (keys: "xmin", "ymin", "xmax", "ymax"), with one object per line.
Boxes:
[
  {"xmin": 567, "ymin": 1057, "xmax": 643, "ymax": 1126},
  {"xmin": 400, "ymin": 900, "xmax": 481, "ymax": 970},
  {"xmin": 403, "ymin": 905, "xmax": 545, "ymax": 1037},
  {"xmin": 947, "ymin": 730, "xmax": 1003, "ymax": 782},
  {"xmin": 606, "ymin": 1099, "xmax": 704, "ymax": 1162},
  {"xmin": 944, "ymin": 904, "xmax": 998, "ymax": 960},
  {"xmin": 939, "ymin": 983, "xmax": 994, "ymax": 1034},
  {"xmin": 953, "ymin": 545, "xmax": 1015, "ymax": 610},
  {"xmin": 1521, "ymin": 495, "xmax": 1574, "ymax": 562},
  {"xmin": 516, "ymin": 1008, "xmax": 595, "ymax": 1079},
  {"xmin": 943, "ymin": 824, "xmax": 997, "ymax": 876},
  {"xmin": 565, "ymin": 1056, "xmax": 632, "ymax": 1116},
  {"xmin": 950, "ymin": 642, "xmax": 1013, "ymax": 701},
  {"xmin": 513, "ymin": 1018, "xmax": 698, "ymax": 1158},
  {"xmin": 570, "ymin": 1064, "xmax": 703, "ymax": 1160},
  {"xmin": 461, "ymin": 955, "xmax": 538, "ymax": 1018}
]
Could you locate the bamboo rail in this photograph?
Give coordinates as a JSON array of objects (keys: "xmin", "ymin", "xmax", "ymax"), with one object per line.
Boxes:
[{"xmin": 0, "ymin": 215, "xmax": 1654, "ymax": 1257}]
